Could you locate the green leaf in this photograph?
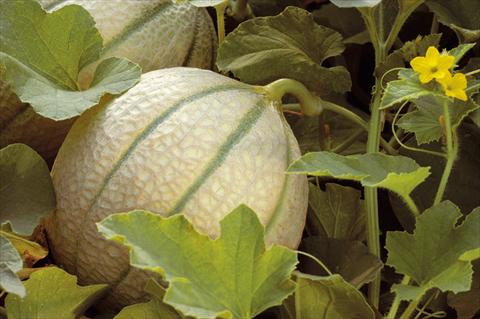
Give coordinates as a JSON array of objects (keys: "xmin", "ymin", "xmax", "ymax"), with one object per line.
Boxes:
[
  {"xmin": 448, "ymin": 43, "xmax": 476, "ymax": 65},
  {"xmin": 470, "ymin": 109, "xmax": 480, "ymax": 127},
  {"xmin": 217, "ymin": 6, "xmax": 351, "ymax": 95},
  {"xmin": 0, "ymin": 144, "xmax": 55, "ymax": 235},
  {"xmin": 396, "ymin": 95, "xmax": 480, "ymax": 145},
  {"xmin": 380, "ymin": 68, "xmax": 447, "ymax": 109},
  {"xmin": 293, "ymin": 272, "xmax": 375, "ymax": 319},
  {"xmin": 0, "ymin": 0, "xmax": 141, "ymax": 120},
  {"xmin": 389, "ymin": 123, "xmax": 480, "ymax": 231},
  {"xmin": 5, "ymin": 267, "xmax": 107, "ymax": 319},
  {"xmin": 0, "ymin": 235, "xmax": 25, "ymax": 297},
  {"xmin": 287, "ymin": 152, "xmax": 430, "ymax": 201},
  {"xmin": 330, "ymin": 0, "xmax": 381, "ymax": 8},
  {"xmin": 115, "ymin": 299, "xmax": 181, "ymax": 319},
  {"xmin": 447, "ymin": 260, "xmax": 480, "ymax": 319},
  {"xmin": 307, "ymin": 183, "xmax": 366, "ymax": 241},
  {"xmin": 376, "ymin": 34, "xmax": 442, "ymax": 80},
  {"xmin": 300, "ymin": 237, "xmax": 383, "ymax": 288},
  {"xmin": 386, "ymin": 201, "xmax": 480, "ymax": 300},
  {"xmin": 98, "ymin": 205, "xmax": 298, "ymax": 319},
  {"xmin": 248, "ymin": 0, "xmax": 302, "ymax": 17},
  {"xmin": 313, "ymin": 4, "xmax": 369, "ymax": 44},
  {"xmin": 290, "ymin": 110, "xmax": 367, "ymax": 155},
  {"xmin": 357, "ymin": 0, "xmax": 425, "ymax": 49},
  {"xmin": 426, "ymin": 0, "xmax": 480, "ymax": 42}
]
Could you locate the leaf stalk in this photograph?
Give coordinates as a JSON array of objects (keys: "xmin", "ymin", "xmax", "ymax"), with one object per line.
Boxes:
[{"xmin": 433, "ymin": 100, "xmax": 458, "ymax": 205}]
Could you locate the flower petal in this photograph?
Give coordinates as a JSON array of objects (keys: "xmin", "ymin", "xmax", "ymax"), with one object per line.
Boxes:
[
  {"xmin": 451, "ymin": 89, "xmax": 468, "ymax": 101},
  {"xmin": 437, "ymin": 55, "xmax": 455, "ymax": 70},
  {"xmin": 419, "ymin": 72, "xmax": 434, "ymax": 84},
  {"xmin": 433, "ymin": 70, "xmax": 450, "ymax": 80},
  {"xmin": 425, "ymin": 46, "xmax": 440, "ymax": 60},
  {"xmin": 410, "ymin": 56, "xmax": 430, "ymax": 74},
  {"xmin": 451, "ymin": 73, "xmax": 467, "ymax": 90}
]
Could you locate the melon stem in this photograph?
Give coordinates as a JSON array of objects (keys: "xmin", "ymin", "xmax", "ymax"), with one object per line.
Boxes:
[
  {"xmin": 263, "ymin": 79, "xmax": 397, "ymax": 154},
  {"xmin": 263, "ymin": 79, "xmax": 323, "ymax": 116}
]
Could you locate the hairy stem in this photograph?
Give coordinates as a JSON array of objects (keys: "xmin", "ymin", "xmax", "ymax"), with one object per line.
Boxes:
[
  {"xmin": 214, "ymin": 2, "xmax": 228, "ymax": 44},
  {"xmin": 433, "ymin": 100, "xmax": 458, "ymax": 205},
  {"xmin": 386, "ymin": 276, "xmax": 411, "ymax": 319}
]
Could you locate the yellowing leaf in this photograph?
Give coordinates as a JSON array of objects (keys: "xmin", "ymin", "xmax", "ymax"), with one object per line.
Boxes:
[
  {"xmin": 98, "ymin": 205, "xmax": 297, "ymax": 319},
  {"xmin": 5, "ymin": 267, "xmax": 107, "ymax": 319},
  {"xmin": 287, "ymin": 152, "xmax": 430, "ymax": 201},
  {"xmin": 115, "ymin": 299, "xmax": 181, "ymax": 319},
  {"xmin": 0, "ymin": 144, "xmax": 55, "ymax": 235},
  {"xmin": 0, "ymin": 0, "xmax": 141, "ymax": 120},
  {"xmin": 217, "ymin": 6, "xmax": 351, "ymax": 95},
  {"xmin": 0, "ymin": 231, "xmax": 47, "ymax": 267},
  {"xmin": 386, "ymin": 201, "xmax": 480, "ymax": 300}
]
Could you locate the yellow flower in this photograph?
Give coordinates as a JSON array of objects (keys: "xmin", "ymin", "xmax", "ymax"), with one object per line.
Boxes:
[
  {"xmin": 437, "ymin": 72, "xmax": 468, "ymax": 101},
  {"xmin": 410, "ymin": 46, "xmax": 455, "ymax": 83}
]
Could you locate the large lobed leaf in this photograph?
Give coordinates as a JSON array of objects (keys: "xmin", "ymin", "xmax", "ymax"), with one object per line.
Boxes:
[
  {"xmin": 114, "ymin": 299, "xmax": 181, "ymax": 319},
  {"xmin": 300, "ymin": 237, "xmax": 383, "ymax": 288},
  {"xmin": 217, "ymin": 6, "xmax": 351, "ymax": 95},
  {"xmin": 307, "ymin": 183, "xmax": 366, "ymax": 241},
  {"xmin": 426, "ymin": 0, "xmax": 480, "ymax": 42},
  {"xmin": 0, "ymin": 144, "xmax": 55, "ymax": 235},
  {"xmin": 292, "ymin": 272, "xmax": 375, "ymax": 319},
  {"xmin": 98, "ymin": 205, "xmax": 298, "ymax": 319},
  {"xmin": 380, "ymin": 68, "xmax": 447, "ymax": 109},
  {"xmin": 0, "ymin": 0, "xmax": 141, "ymax": 120},
  {"xmin": 386, "ymin": 201, "xmax": 480, "ymax": 300},
  {"xmin": 5, "ymin": 267, "xmax": 107, "ymax": 319},
  {"xmin": 287, "ymin": 152, "xmax": 430, "ymax": 201},
  {"xmin": 397, "ymin": 95, "xmax": 479, "ymax": 145}
]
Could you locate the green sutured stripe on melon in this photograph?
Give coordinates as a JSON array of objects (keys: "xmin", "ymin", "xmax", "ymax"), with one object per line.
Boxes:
[
  {"xmin": 73, "ymin": 84, "xmax": 253, "ymax": 272},
  {"xmin": 169, "ymin": 99, "xmax": 266, "ymax": 215},
  {"xmin": 265, "ymin": 122, "xmax": 292, "ymax": 234},
  {"xmin": 44, "ymin": 1, "xmax": 175, "ymax": 59},
  {"xmin": 102, "ymin": 1, "xmax": 171, "ymax": 54}
]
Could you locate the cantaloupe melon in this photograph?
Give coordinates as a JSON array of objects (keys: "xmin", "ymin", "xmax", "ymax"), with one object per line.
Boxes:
[
  {"xmin": 0, "ymin": 0, "xmax": 216, "ymax": 162},
  {"xmin": 47, "ymin": 67, "xmax": 308, "ymax": 310}
]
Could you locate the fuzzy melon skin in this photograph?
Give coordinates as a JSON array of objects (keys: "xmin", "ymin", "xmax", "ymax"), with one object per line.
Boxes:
[
  {"xmin": 47, "ymin": 67, "xmax": 308, "ymax": 310},
  {"xmin": 0, "ymin": 0, "xmax": 216, "ymax": 162}
]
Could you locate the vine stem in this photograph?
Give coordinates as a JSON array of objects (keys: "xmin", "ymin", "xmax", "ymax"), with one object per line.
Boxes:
[
  {"xmin": 275, "ymin": 101, "xmax": 397, "ymax": 154},
  {"xmin": 386, "ymin": 275, "xmax": 411, "ymax": 319},
  {"xmin": 399, "ymin": 297, "xmax": 422, "ymax": 319},
  {"xmin": 465, "ymin": 68, "xmax": 480, "ymax": 76},
  {"xmin": 404, "ymin": 196, "xmax": 420, "ymax": 217},
  {"xmin": 364, "ymin": 76, "xmax": 383, "ymax": 308},
  {"xmin": 214, "ymin": 1, "xmax": 228, "ymax": 45},
  {"xmin": 295, "ymin": 250, "xmax": 333, "ymax": 276},
  {"xmin": 391, "ymin": 102, "xmax": 446, "ymax": 158},
  {"xmin": 433, "ymin": 100, "xmax": 457, "ymax": 205}
]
